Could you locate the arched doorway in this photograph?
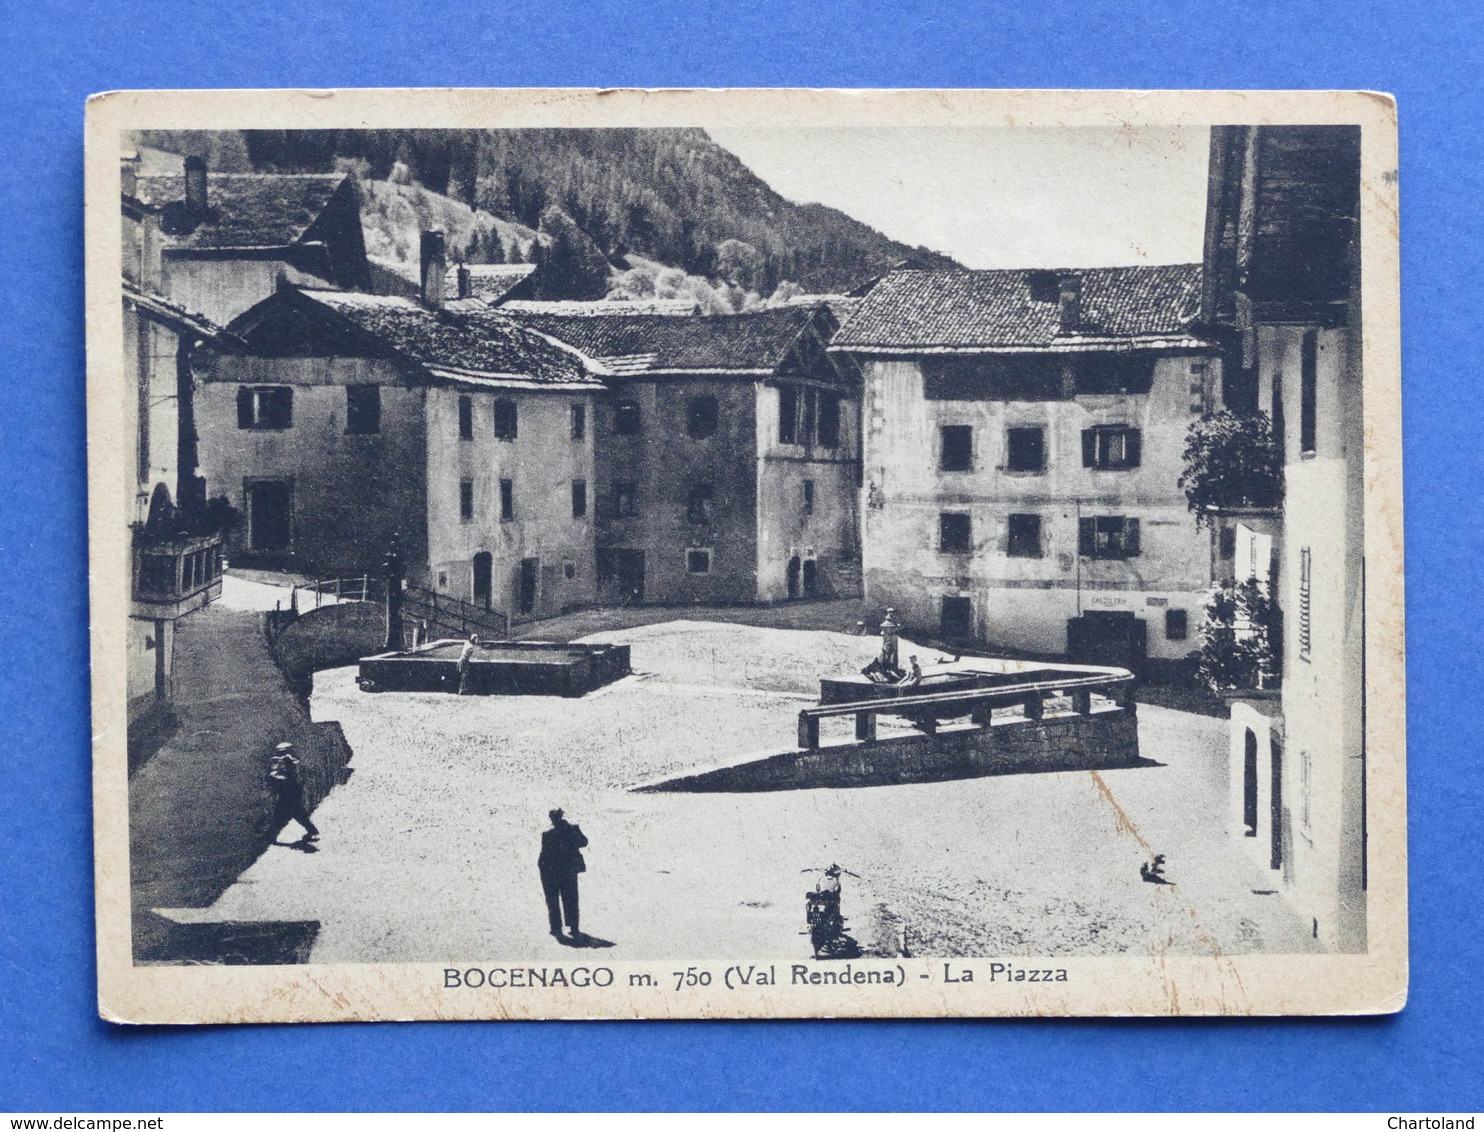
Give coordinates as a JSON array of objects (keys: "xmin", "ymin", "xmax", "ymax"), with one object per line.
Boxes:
[
  {"xmin": 472, "ymin": 551, "xmax": 493, "ymax": 609},
  {"xmin": 1243, "ymin": 729, "xmax": 1259, "ymax": 837},
  {"xmin": 786, "ymin": 555, "xmax": 801, "ymax": 599},
  {"xmin": 802, "ymin": 558, "xmax": 818, "ymax": 598}
]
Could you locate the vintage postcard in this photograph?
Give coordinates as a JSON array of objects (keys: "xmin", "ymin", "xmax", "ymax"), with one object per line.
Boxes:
[{"xmin": 86, "ymin": 87, "xmax": 1405, "ymax": 1023}]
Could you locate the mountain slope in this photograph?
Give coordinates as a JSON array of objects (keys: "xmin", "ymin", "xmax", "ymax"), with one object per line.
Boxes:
[{"xmin": 139, "ymin": 128, "xmax": 959, "ymax": 296}]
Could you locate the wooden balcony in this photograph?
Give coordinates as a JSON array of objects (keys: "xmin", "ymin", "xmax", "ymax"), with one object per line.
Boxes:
[{"xmin": 131, "ymin": 530, "xmax": 225, "ymax": 621}]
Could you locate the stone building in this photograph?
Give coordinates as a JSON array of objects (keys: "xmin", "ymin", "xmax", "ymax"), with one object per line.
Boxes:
[
  {"xmin": 509, "ymin": 305, "xmax": 863, "ymax": 605},
  {"xmin": 130, "ymin": 155, "xmax": 370, "ymax": 325},
  {"xmin": 196, "ymin": 233, "xmax": 606, "ymax": 625},
  {"xmin": 121, "ymin": 161, "xmax": 230, "ymax": 726},
  {"xmin": 832, "ymin": 265, "xmax": 1222, "ymax": 664},
  {"xmin": 1207, "ymin": 125, "xmax": 1367, "ymax": 952}
]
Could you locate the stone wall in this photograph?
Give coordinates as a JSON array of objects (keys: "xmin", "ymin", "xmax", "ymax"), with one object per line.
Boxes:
[{"xmin": 641, "ymin": 707, "xmax": 1141, "ymax": 793}]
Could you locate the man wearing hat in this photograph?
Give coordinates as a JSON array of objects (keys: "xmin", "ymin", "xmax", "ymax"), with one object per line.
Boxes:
[
  {"xmin": 268, "ymin": 741, "xmax": 319, "ymax": 843},
  {"xmin": 537, "ymin": 808, "xmax": 588, "ymax": 939}
]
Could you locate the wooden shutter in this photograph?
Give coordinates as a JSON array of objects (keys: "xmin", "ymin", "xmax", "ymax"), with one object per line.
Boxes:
[
  {"xmin": 1078, "ymin": 517, "xmax": 1096, "ymax": 556},
  {"xmin": 1124, "ymin": 518, "xmax": 1141, "ymax": 556},
  {"xmin": 1081, "ymin": 429, "xmax": 1096, "ymax": 467},
  {"xmin": 1125, "ymin": 429, "xmax": 1142, "ymax": 468},
  {"xmin": 237, "ymin": 387, "xmax": 254, "ymax": 428}
]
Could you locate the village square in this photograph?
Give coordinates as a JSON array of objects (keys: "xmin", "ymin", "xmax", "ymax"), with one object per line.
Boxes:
[{"xmin": 119, "ymin": 123, "xmax": 1367, "ymax": 965}]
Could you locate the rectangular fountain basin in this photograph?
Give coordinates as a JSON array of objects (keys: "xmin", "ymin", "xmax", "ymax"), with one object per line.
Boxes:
[{"xmin": 358, "ymin": 639, "xmax": 630, "ymax": 697}]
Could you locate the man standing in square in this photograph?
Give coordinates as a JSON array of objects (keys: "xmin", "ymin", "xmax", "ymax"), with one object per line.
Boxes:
[{"xmin": 538, "ymin": 808, "xmax": 588, "ymax": 939}]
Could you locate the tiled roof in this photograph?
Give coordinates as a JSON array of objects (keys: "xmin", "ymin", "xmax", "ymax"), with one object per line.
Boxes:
[
  {"xmin": 508, "ymin": 306, "xmax": 821, "ymax": 376},
  {"xmin": 833, "ymin": 265, "xmax": 1207, "ymax": 353},
  {"xmin": 451, "ymin": 264, "xmax": 537, "ymax": 302},
  {"xmin": 123, "ymin": 278, "xmax": 228, "ymax": 340},
  {"xmin": 784, "ymin": 294, "xmax": 861, "ymax": 326},
  {"xmin": 298, "ymin": 290, "xmax": 604, "ymax": 387},
  {"xmin": 134, "ymin": 173, "xmax": 348, "ymax": 251},
  {"xmin": 499, "ymin": 298, "xmax": 700, "ymax": 316}
]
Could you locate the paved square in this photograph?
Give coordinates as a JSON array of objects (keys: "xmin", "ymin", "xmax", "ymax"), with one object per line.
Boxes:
[{"xmin": 184, "ymin": 619, "xmax": 1315, "ymax": 962}]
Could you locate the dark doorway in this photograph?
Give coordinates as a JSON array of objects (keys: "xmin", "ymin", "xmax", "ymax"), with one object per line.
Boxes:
[
  {"xmin": 940, "ymin": 595, "xmax": 973, "ymax": 640},
  {"xmin": 1066, "ymin": 611, "xmax": 1148, "ymax": 670},
  {"xmin": 1270, "ymin": 737, "xmax": 1284, "ymax": 871},
  {"xmin": 472, "ymin": 551, "xmax": 493, "ymax": 609},
  {"xmin": 1243, "ymin": 729, "xmax": 1259, "ymax": 837},
  {"xmin": 598, "ymin": 549, "xmax": 645, "ymax": 604},
  {"xmin": 246, "ymin": 480, "xmax": 292, "ymax": 554},
  {"xmin": 519, "ymin": 558, "xmax": 539, "ymax": 615},
  {"xmin": 786, "ymin": 556, "xmax": 801, "ymax": 599},
  {"xmin": 802, "ymin": 558, "xmax": 818, "ymax": 598}
]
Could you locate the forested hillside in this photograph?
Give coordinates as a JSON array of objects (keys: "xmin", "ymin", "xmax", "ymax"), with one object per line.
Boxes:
[{"xmin": 135, "ymin": 128, "xmax": 957, "ymax": 302}]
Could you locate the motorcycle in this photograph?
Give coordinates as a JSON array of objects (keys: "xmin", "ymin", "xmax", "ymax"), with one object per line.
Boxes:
[{"xmin": 802, "ymin": 864, "xmax": 862, "ymax": 959}]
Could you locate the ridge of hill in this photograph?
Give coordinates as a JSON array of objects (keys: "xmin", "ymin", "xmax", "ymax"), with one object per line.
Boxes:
[{"xmin": 134, "ymin": 127, "xmax": 959, "ymax": 303}]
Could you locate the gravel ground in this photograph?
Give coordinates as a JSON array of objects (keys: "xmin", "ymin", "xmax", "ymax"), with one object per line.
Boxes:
[{"xmin": 188, "ymin": 618, "xmax": 1315, "ymax": 962}]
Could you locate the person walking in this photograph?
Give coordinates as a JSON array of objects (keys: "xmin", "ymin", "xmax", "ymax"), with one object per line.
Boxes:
[
  {"xmin": 538, "ymin": 808, "xmax": 588, "ymax": 939},
  {"xmin": 456, "ymin": 634, "xmax": 480, "ymax": 695},
  {"xmin": 268, "ymin": 741, "xmax": 319, "ymax": 843}
]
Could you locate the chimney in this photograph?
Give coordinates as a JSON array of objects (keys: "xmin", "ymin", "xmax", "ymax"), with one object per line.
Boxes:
[
  {"xmin": 1057, "ymin": 275, "xmax": 1082, "ymax": 332},
  {"xmin": 456, "ymin": 263, "xmax": 472, "ymax": 300},
  {"xmin": 120, "ymin": 151, "xmax": 139, "ymax": 198},
  {"xmin": 184, "ymin": 155, "xmax": 208, "ymax": 216},
  {"xmin": 420, "ymin": 230, "xmax": 447, "ymax": 309}
]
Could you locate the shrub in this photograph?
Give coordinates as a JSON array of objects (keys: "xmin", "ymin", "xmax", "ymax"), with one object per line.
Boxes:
[
  {"xmin": 1179, "ymin": 410, "xmax": 1283, "ymax": 525},
  {"xmin": 1195, "ymin": 578, "xmax": 1281, "ymax": 693}
]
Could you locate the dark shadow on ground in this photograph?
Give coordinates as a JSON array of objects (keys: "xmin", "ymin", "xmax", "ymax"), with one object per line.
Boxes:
[
  {"xmin": 127, "ymin": 710, "xmax": 181, "ymax": 777},
  {"xmin": 558, "ymin": 932, "xmax": 616, "ymax": 948},
  {"xmin": 132, "ymin": 913, "xmax": 320, "ymax": 965},
  {"xmin": 642, "ymin": 750, "xmax": 1164, "ymax": 794}
]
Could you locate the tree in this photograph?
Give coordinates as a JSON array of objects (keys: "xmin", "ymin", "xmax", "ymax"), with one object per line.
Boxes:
[
  {"xmin": 1179, "ymin": 410, "xmax": 1284, "ymax": 525},
  {"xmin": 534, "ymin": 206, "xmax": 611, "ymax": 300}
]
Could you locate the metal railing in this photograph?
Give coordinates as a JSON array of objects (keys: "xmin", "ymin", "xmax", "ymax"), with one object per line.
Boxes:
[{"xmin": 401, "ymin": 585, "xmax": 509, "ymax": 642}]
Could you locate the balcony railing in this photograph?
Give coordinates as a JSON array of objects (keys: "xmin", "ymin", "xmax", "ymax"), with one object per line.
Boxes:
[{"xmin": 132, "ymin": 530, "xmax": 225, "ymax": 620}]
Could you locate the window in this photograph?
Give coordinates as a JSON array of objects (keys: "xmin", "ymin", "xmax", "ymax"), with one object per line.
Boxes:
[
  {"xmin": 1075, "ymin": 355, "xmax": 1156, "ymax": 395},
  {"xmin": 686, "ymin": 483, "xmax": 714, "ymax": 525},
  {"xmin": 687, "ymin": 395, "xmax": 719, "ymax": 439},
  {"xmin": 1006, "ymin": 426, "xmax": 1045, "ymax": 473},
  {"xmin": 499, "ymin": 478, "xmax": 514, "ymax": 522},
  {"xmin": 802, "ymin": 480, "xmax": 815, "ymax": 515},
  {"xmin": 1300, "ymin": 329, "xmax": 1318, "ymax": 455},
  {"xmin": 817, "ymin": 392, "xmax": 840, "ymax": 448},
  {"xmin": 611, "ymin": 481, "xmax": 638, "ymax": 517},
  {"xmin": 570, "ymin": 403, "xmax": 586, "ymax": 441},
  {"xmin": 458, "ymin": 395, "xmax": 473, "ymax": 441},
  {"xmin": 1165, "ymin": 608, "xmax": 1189, "ymax": 641},
  {"xmin": 613, "ymin": 399, "xmax": 642, "ymax": 436},
  {"xmin": 236, "ymin": 386, "xmax": 292, "ymax": 430},
  {"xmin": 1082, "ymin": 426, "xmax": 1142, "ymax": 470},
  {"xmin": 801, "ymin": 388, "xmax": 818, "ymax": 446},
  {"xmin": 1007, "ymin": 513, "xmax": 1042, "ymax": 558},
  {"xmin": 345, "ymin": 384, "xmax": 381, "ymax": 435},
  {"xmin": 939, "ymin": 425, "xmax": 973, "ymax": 472},
  {"xmin": 686, "ymin": 548, "xmax": 712, "ymax": 575},
  {"xmin": 778, "ymin": 384, "xmax": 798, "ymax": 444},
  {"xmin": 564, "ymin": 559, "xmax": 577, "ymax": 580},
  {"xmin": 571, "ymin": 479, "xmax": 587, "ymax": 519},
  {"xmin": 493, "ymin": 399, "xmax": 518, "ymax": 441},
  {"xmin": 1299, "ymin": 546, "xmax": 1312, "ymax": 660},
  {"xmin": 1077, "ymin": 516, "xmax": 1141, "ymax": 559},
  {"xmin": 459, "ymin": 478, "xmax": 474, "ymax": 522},
  {"xmin": 939, "ymin": 512, "xmax": 972, "ymax": 553}
]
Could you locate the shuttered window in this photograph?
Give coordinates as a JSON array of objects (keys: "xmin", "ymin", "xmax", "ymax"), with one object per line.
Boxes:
[
  {"xmin": 1081, "ymin": 426, "xmax": 1142, "ymax": 470},
  {"xmin": 1078, "ymin": 516, "xmax": 1141, "ymax": 559}
]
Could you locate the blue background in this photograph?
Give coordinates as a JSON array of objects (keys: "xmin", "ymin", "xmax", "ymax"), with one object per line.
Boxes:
[{"xmin": 1, "ymin": 0, "xmax": 1478, "ymax": 1112}]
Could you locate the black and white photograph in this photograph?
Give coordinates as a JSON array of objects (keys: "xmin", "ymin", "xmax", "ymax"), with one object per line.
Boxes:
[{"xmin": 86, "ymin": 87, "xmax": 1405, "ymax": 1022}]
